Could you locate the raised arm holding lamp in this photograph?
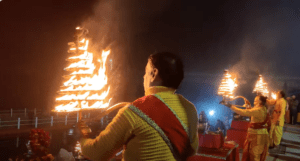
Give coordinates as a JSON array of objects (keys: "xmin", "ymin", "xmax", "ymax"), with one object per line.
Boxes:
[
  {"xmin": 221, "ymin": 95, "xmax": 269, "ymax": 161},
  {"xmin": 77, "ymin": 52, "xmax": 199, "ymax": 161}
]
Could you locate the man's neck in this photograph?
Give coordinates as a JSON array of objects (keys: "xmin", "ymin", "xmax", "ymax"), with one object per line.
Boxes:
[{"xmin": 145, "ymin": 86, "xmax": 176, "ymax": 96}]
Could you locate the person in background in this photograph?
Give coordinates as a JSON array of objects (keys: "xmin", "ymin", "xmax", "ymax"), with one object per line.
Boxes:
[
  {"xmin": 221, "ymin": 95, "xmax": 269, "ymax": 161},
  {"xmin": 215, "ymin": 119, "xmax": 226, "ymax": 136},
  {"xmin": 224, "ymin": 116, "xmax": 231, "ymax": 131},
  {"xmin": 198, "ymin": 111, "xmax": 208, "ymax": 124},
  {"xmin": 291, "ymin": 95, "xmax": 299, "ymax": 125},
  {"xmin": 285, "ymin": 97, "xmax": 291, "ymax": 124},
  {"xmin": 198, "ymin": 111, "xmax": 208, "ymax": 133},
  {"xmin": 267, "ymin": 91, "xmax": 287, "ymax": 150},
  {"xmin": 77, "ymin": 52, "xmax": 199, "ymax": 161}
]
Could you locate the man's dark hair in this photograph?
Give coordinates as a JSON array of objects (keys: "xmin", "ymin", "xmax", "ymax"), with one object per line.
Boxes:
[
  {"xmin": 259, "ymin": 96, "xmax": 267, "ymax": 106},
  {"xmin": 279, "ymin": 90, "xmax": 285, "ymax": 98},
  {"xmin": 149, "ymin": 52, "xmax": 184, "ymax": 89}
]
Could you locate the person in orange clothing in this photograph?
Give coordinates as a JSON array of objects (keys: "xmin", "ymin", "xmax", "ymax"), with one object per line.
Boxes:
[
  {"xmin": 268, "ymin": 91, "xmax": 287, "ymax": 149},
  {"xmin": 221, "ymin": 95, "xmax": 269, "ymax": 161},
  {"xmin": 77, "ymin": 52, "xmax": 199, "ymax": 161}
]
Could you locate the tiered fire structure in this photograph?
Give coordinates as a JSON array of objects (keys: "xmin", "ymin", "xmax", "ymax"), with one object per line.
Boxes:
[
  {"xmin": 253, "ymin": 75, "xmax": 269, "ymax": 97},
  {"xmin": 54, "ymin": 27, "xmax": 112, "ymax": 115},
  {"xmin": 218, "ymin": 70, "xmax": 238, "ymax": 99}
]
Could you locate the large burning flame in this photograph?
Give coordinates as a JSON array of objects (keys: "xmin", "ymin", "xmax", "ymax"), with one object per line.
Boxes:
[
  {"xmin": 55, "ymin": 28, "xmax": 111, "ymax": 112},
  {"xmin": 218, "ymin": 70, "xmax": 238, "ymax": 99},
  {"xmin": 253, "ymin": 75, "xmax": 269, "ymax": 97}
]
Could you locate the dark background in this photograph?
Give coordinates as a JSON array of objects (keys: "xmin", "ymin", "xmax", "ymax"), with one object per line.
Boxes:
[{"xmin": 1, "ymin": 0, "xmax": 300, "ymax": 119}]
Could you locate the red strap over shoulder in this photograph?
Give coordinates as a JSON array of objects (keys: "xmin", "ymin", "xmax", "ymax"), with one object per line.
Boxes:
[
  {"xmin": 249, "ymin": 113, "xmax": 270, "ymax": 129},
  {"xmin": 132, "ymin": 95, "xmax": 192, "ymax": 160}
]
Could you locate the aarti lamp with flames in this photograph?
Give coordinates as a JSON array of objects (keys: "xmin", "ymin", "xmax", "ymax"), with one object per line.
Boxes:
[
  {"xmin": 218, "ymin": 70, "xmax": 249, "ymax": 108},
  {"xmin": 253, "ymin": 75, "xmax": 277, "ymax": 100},
  {"xmin": 253, "ymin": 75, "xmax": 269, "ymax": 97},
  {"xmin": 52, "ymin": 27, "xmax": 129, "ymax": 158}
]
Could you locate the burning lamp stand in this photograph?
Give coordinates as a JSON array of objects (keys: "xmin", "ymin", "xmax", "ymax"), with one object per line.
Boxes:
[
  {"xmin": 218, "ymin": 70, "xmax": 249, "ymax": 108},
  {"xmin": 54, "ymin": 26, "xmax": 129, "ymax": 159},
  {"xmin": 253, "ymin": 75, "xmax": 269, "ymax": 97},
  {"xmin": 54, "ymin": 27, "xmax": 117, "ymax": 159},
  {"xmin": 218, "ymin": 70, "xmax": 251, "ymax": 149}
]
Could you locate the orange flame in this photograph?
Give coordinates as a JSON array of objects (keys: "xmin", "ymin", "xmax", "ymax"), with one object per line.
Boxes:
[
  {"xmin": 75, "ymin": 141, "xmax": 82, "ymax": 154},
  {"xmin": 55, "ymin": 29, "xmax": 111, "ymax": 112},
  {"xmin": 253, "ymin": 75, "xmax": 269, "ymax": 97},
  {"xmin": 218, "ymin": 70, "xmax": 238, "ymax": 99},
  {"xmin": 271, "ymin": 92, "xmax": 277, "ymax": 100}
]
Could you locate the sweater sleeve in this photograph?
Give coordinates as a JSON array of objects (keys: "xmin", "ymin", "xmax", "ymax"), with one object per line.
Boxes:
[
  {"xmin": 80, "ymin": 106, "xmax": 135, "ymax": 161},
  {"xmin": 230, "ymin": 105, "xmax": 263, "ymax": 118}
]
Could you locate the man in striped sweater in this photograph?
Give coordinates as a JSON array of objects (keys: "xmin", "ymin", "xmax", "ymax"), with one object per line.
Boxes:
[{"xmin": 79, "ymin": 52, "xmax": 199, "ymax": 161}]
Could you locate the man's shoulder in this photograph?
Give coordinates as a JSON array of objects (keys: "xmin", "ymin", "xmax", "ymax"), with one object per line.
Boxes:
[
  {"xmin": 177, "ymin": 94, "xmax": 196, "ymax": 109},
  {"xmin": 132, "ymin": 95, "xmax": 156, "ymax": 106},
  {"xmin": 276, "ymin": 98, "xmax": 286, "ymax": 104}
]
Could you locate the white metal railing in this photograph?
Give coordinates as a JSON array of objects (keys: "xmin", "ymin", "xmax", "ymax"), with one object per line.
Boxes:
[
  {"xmin": 0, "ymin": 112, "xmax": 113, "ymax": 130},
  {"xmin": 0, "ymin": 108, "xmax": 42, "ymax": 117}
]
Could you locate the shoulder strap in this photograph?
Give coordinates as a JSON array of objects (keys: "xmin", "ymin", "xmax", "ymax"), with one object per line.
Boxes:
[
  {"xmin": 249, "ymin": 111, "xmax": 270, "ymax": 129},
  {"xmin": 129, "ymin": 95, "xmax": 193, "ymax": 160}
]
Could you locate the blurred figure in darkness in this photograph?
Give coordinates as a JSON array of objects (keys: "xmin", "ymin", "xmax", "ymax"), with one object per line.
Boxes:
[
  {"xmin": 224, "ymin": 116, "xmax": 231, "ymax": 130},
  {"xmin": 198, "ymin": 111, "xmax": 208, "ymax": 123},
  {"xmin": 285, "ymin": 97, "xmax": 291, "ymax": 124},
  {"xmin": 216, "ymin": 119, "xmax": 226, "ymax": 136},
  {"xmin": 291, "ymin": 95, "xmax": 299, "ymax": 125},
  {"xmin": 198, "ymin": 111, "xmax": 208, "ymax": 134}
]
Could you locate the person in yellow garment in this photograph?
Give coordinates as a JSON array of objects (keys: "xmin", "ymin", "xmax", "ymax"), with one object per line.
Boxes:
[
  {"xmin": 221, "ymin": 95, "xmax": 269, "ymax": 161},
  {"xmin": 77, "ymin": 52, "xmax": 199, "ymax": 161},
  {"xmin": 267, "ymin": 91, "xmax": 287, "ymax": 149}
]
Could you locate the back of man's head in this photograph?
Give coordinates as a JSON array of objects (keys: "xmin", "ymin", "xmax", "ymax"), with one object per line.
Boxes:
[
  {"xmin": 149, "ymin": 52, "xmax": 184, "ymax": 89},
  {"xmin": 279, "ymin": 90, "xmax": 286, "ymax": 98}
]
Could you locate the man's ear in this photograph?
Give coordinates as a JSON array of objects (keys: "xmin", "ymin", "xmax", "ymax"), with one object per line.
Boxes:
[{"xmin": 150, "ymin": 68, "xmax": 159, "ymax": 82}]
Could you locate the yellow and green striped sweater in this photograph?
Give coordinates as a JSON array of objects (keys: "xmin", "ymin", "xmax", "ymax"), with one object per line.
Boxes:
[{"xmin": 80, "ymin": 86, "xmax": 199, "ymax": 161}]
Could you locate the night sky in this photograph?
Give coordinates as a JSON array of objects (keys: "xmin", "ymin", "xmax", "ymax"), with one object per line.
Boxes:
[{"xmin": 1, "ymin": 0, "xmax": 300, "ymax": 112}]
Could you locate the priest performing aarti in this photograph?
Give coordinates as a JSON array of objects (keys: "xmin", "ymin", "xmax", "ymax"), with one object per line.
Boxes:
[
  {"xmin": 267, "ymin": 91, "xmax": 287, "ymax": 150},
  {"xmin": 218, "ymin": 74, "xmax": 272, "ymax": 161},
  {"xmin": 78, "ymin": 52, "xmax": 199, "ymax": 161},
  {"xmin": 221, "ymin": 95, "xmax": 269, "ymax": 161}
]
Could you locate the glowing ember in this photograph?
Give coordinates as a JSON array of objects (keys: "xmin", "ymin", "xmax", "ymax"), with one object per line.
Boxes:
[
  {"xmin": 75, "ymin": 141, "xmax": 83, "ymax": 157},
  {"xmin": 253, "ymin": 75, "xmax": 269, "ymax": 97},
  {"xmin": 218, "ymin": 70, "xmax": 238, "ymax": 99},
  {"xmin": 55, "ymin": 27, "xmax": 111, "ymax": 112},
  {"xmin": 75, "ymin": 141, "xmax": 82, "ymax": 152},
  {"xmin": 271, "ymin": 92, "xmax": 277, "ymax": 100}
]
